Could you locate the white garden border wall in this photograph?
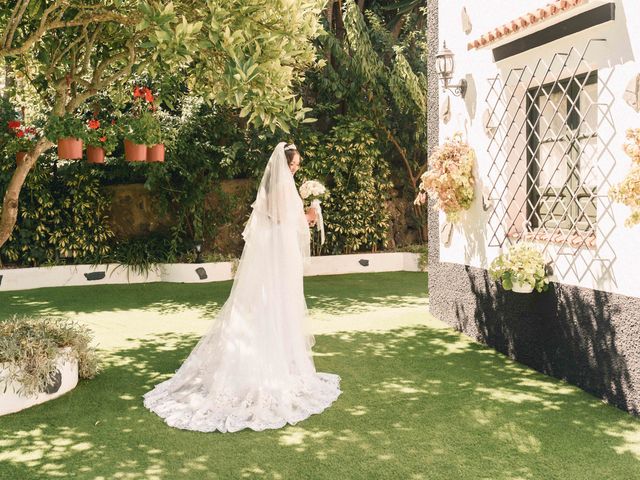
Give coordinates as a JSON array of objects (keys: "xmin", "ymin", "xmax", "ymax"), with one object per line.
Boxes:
[{"xmin": 0, "ymin": 252, "xmax": 423, "ymax": 292}]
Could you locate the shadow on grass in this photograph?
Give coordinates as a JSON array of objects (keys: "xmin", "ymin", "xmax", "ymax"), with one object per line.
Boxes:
[
  {"xmin": 1, "ymin": 325, "xmax": 639, "ymax": 480},
  {"xmin": 0, "ymin": 272, "xmax": 429, "ymax": 321},
  {"xmin": 458, "ymin": 270, "xmax": 640, "ymax": 416}
]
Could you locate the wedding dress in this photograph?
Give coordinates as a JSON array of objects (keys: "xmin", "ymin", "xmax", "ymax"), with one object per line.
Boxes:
[{"xmin": 143, "ymin": 142, "xmax": 341, "ymax": 432}]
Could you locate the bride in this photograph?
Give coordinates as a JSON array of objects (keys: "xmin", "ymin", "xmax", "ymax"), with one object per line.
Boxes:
[{"xmin": 143, "ymin": 142, "xmax": 341, "ymax": 432}]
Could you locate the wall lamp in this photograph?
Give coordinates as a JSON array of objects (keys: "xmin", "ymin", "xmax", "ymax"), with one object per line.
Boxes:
[{"xmin": 435, "ymin": 41, "xmax": 467, "ymax": 98}]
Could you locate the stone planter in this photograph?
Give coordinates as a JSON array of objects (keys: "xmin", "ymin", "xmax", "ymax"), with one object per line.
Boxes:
[
  {"xmin": 511, "ymin": 280, "xmax": 534, "ymax": 294},
  {"xmin": 0, "ymin": 347, "xmax": 79, "ymax": 417}
]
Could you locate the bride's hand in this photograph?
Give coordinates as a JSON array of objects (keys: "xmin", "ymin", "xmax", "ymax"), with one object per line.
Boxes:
[{"xmin": 305, "ymin": 207, "xmax": 317, "ymax": 226}]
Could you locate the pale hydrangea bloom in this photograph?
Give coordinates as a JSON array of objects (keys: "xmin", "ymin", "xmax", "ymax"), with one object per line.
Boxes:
[{"xmin": 414, "ymin": 132, "xmax": 476, "ymax": 223}]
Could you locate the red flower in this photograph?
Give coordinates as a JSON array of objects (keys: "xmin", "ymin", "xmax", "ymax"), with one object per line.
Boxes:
[
  {"xmin": 144, "ymin": 87, "xmax": 154, "ymax": 104},
  {"xmin": 134, "ymin": 86, "xmax": 142, "ymax": 98},
  {"xmin": 16, "ymin": 130, "xmax": 25, "ymax": 138},
  {"xmin": 99, "ymin": 136, "xmax": 107, "ymax": 143},
  {"xmin": 25, "ymin": 127, "xmax": 37, "ymax": 135},
  {"xmin": 88, "ymin": 119, "xmax": 100, "ymax": 130},
  {"xmin": 8, "ymin": 120, "xmax": 21, "ymax": 130},
  {"xmin": 111, "ymin": 119, "xmax": 116, "ymax": 125}
]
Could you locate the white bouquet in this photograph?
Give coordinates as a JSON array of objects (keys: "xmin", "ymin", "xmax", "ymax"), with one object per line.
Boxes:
[
  {"xmin": 299, "ymin": 180, "xmax": 328, "ymax": 244},
  {"xmin": 299, "ymin": 180, "xmax": 327, "ymax": 201}
]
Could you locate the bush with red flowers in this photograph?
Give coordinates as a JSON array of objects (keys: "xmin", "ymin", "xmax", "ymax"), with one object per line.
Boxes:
[
  {"xmin": 85, "ymin": 118, "xmax": 118, "ymax": 155},
  {"xmin": 5, "ymin": 120, "xmax": 38, "ymax": 156},
  {"xmin": 120, "ymin": 86, "xmax": 161, "ymax": 146}
]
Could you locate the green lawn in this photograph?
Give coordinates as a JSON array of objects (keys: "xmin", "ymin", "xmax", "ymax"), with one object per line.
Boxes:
[{"xmin": 1, "ymin": 272, "xmax": 639, "ymax": 479}]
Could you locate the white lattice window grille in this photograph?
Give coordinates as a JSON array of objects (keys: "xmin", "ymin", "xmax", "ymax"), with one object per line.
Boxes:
[{"xmin": 485, "ymin": 40, "xmax": 611, "ymax": 258}]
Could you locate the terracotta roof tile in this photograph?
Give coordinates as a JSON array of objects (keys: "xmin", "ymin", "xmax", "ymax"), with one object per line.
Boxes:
[{"xmin": 467, "ymin": 0, "xmax": 588, "ymax": 50}]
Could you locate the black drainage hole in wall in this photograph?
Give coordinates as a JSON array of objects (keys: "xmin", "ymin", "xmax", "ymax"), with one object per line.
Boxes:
[
  {"xmin": 84, "ymin": 272, "xmax": 106, "ymax": 281},
  {"xmin": 0, "ymin": 275, "xmax": 3, "ymax": 286},
  {"xmin": 359, "ymin": 259, "xmax": 369, "ymax": 267},
  {"xmin": 195, "ymin": 267, "xmax": 208, "ymax": 280}
]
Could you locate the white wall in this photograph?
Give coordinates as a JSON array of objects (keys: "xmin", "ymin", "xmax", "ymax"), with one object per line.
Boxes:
[
  {"xmin": 0, "ymin": 253, "xmax": 423, "ymax": 292},
  {"xmin": 438, "ymin": 0, "xmax": 640, "ymax": 298}
]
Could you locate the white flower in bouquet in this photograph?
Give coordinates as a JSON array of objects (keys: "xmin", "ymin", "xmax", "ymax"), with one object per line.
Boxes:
[
  {"xmin": 299, "ymin": 180, "xmax": 327, "ymax": 201},
  {"xmin": 299, "ymin": 180, "xmax": 327, "ymax": 245}
]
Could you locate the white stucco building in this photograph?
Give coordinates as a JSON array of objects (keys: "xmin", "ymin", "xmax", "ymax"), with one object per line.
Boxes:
[{"xmin": 428, "ymin": 0, "xmax": 640, "ymax": 414}]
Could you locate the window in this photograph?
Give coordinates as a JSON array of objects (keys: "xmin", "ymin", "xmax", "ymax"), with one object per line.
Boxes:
[{"xmin": 526, "ymin": 72, "xmax": 598, "ymax": 235}]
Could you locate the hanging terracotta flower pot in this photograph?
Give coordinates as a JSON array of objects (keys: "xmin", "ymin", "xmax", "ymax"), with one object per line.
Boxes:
[
  {"xmin": 16, "ymin": 151, "xmax": 27, "ymax": 164},
  {"xmin": 147, "ymin": 144, "xmax": 165, "ymax": 163},
  {"xmin": 87, "ymin": 146, "xmax": 106, "ymax": 164},
  {"xmin": 124, "ymin": 139, "xmax": 147, "ymax": 162},
  {"xmin": 57, "ymin": 138, "xmax": 83, "ymax": 160}
]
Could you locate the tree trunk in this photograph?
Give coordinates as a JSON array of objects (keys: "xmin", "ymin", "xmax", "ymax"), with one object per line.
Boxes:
[
  {"xmin": 3, "ymin": 60, "xmax": 13, "ymax": 96},
  {"xmin": 0, "ymin": 138, "xmax": 53, "ymax": 249}
]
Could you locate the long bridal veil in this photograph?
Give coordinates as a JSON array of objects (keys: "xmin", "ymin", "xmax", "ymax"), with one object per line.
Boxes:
[{"xmin": 143, "ymin": 142, "xmax": 341, "ymax": 432}]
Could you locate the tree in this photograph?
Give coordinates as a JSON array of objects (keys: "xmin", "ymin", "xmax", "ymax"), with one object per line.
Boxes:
[
  {"xmin": 306, "ymin": 0, "xmax": 429, "ymax": 240},
  {"xmin": 0, "ymin": 0, "xmax": 325, "ymax": 250}
]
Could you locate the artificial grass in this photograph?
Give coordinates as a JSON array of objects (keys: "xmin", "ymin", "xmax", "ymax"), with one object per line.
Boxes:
[{"xmin": 0, "ymin": 272, "xmax": 638, "ymax": 479}]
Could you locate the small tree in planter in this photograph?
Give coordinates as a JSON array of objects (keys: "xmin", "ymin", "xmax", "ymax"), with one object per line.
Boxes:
[
  {"xmin": 414, "ymin": 132, "xmax": 476, "ymax": 223},
  {"xmin": 489, "ymin": 243, "xmax": 550, "ymax": 293},
  {"xmin": 5, "ymin": 121, "xmax": 38, "ymax": 164},
  {"xmin": 45, "ymin": 114, "xmax": 87, "ymax": 160},
  {"xmin": 86, "ymin": 119, "xmax": 118, "ymax": 164},
  {"xmin": 0, "ymin": 316, "xmax": 100, "ymax": 414}
]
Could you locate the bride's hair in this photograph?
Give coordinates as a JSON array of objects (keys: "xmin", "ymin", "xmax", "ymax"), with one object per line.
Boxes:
[{"xmin": 284, "ymin": 143, "xmax": 299, "ymax": 165}]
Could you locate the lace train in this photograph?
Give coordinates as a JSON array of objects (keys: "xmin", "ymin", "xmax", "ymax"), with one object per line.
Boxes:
[{"xmin": 143, "ymin": 372, "xmax": 341, "ymax": 433}]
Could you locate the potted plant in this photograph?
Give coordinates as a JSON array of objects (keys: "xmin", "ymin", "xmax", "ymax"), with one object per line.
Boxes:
[
  {"xmin": 489, "ymin": 243, "xmax": 550, "ymax": 293},
  {"xmin": 121, "ymin": 86, "xmax": 162, "ymax": 162},
  {"xmin": 85, "ymin": 118, "xmax": 118, "ymax": 164},
  {"xmin": 146, "ymin": 121, "xmax": 165, "ymax": 163},
  {"xmin": 414, "ymin": 132, "xmax": 476, "ymax": 223},
  {"xmin": 5, "ymin": 120, "xmax": 38, "ymax": 164},
  {"xmin": 0, "ymin": 316, "xmax": 100, "ymax": 416},
  {"xmin": 45, "ymin": 113, "xmax": 86, "ymax": 159}
]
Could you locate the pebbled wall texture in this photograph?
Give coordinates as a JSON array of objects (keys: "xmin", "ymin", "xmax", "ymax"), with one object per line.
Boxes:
[{"xmin": 427, "ymin": 1, "xmax": 640, "ymax": 415}]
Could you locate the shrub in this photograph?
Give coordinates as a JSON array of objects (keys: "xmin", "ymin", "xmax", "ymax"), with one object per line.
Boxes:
[
  {"xmin": 0, "ymin": 316, "xmax": 100, "ymax": 397},
  {"xmin": 0, "ymin": 159, "xmax": 114, "ymax": 267},
  {"xmin": 297, "ymin": 119, "xmax": 392, "ymax": 254}
]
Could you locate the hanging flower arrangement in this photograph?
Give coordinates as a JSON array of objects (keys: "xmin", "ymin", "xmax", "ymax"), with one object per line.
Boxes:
[
  {"xmin": 85, "ymin": 118, "xmax": 118, "ymax": 164},
  {"xmin": 414, "ymin": 132, "xmax": 476, "ymax": 223},
  {"xmin": 44, "ymin": 113, "xmax": 87, "ymax": 160},
  {"xmin": 610, "ymin": 128, "xmax": 640, "ymax": 227},
  {"xmin": 5, "ymin": 120, "xmax": 38, "ymax": 163},
  {"xmin": 120, "ymin": 85, "xmax": 163, "ymax": 162}
]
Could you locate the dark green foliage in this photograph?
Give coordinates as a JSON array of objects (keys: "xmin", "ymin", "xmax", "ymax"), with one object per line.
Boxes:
[
  {"xmin": 297, "ymin": 119, "xmax": 392, "ymax": 254},
  {"xmin": 0, "ymin": 156, "xmax": 114, "ymax": 267}
]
